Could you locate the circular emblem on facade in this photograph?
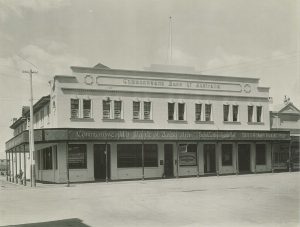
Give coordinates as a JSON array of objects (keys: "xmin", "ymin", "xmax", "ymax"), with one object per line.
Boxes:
[
  {"xmin": 84, "ymin": 75, "xmax": 94, "ymax": 85},
  {"xmin": 244, "ymin": 84, "xmax": 251, "ymax": 93}
]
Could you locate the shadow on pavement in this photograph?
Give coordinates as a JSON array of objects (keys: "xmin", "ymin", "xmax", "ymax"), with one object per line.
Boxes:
[{"xmin": 2, "ymin": 218, "xmax": 90, "ymax": 227}]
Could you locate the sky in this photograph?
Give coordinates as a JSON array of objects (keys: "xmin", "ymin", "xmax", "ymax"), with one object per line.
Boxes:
[{"xmin": 0, "ymin": 0, "xmax": 299, "ymax": 157}]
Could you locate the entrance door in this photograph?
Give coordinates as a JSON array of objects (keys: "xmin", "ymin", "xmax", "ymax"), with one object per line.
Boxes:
[
  {"xmin": 204, "ymin": 144, "xmax": 216, "ymax": 173},
  {"xmin": 94, "ymin": 144, "xmax": 110, "ymax": 180},
  {"xmin": 238, "ymin": 144, "xmax": 251, "ymax": 172},
  {"xmin": 164, "ymin": 144, "xmax": 174, "ymax": 178}
]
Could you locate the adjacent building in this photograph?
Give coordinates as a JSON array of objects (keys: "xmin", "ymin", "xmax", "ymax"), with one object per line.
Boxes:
[
  {"xmin": 5, "ymin": 63, "xmax": 291, "ymax": 183},
  {"xmin": 270, "ymin": 100, "xmax": 300, "ymax": 171}
]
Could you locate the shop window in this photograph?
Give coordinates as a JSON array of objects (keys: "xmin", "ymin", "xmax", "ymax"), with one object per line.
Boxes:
[
  {"xmin": 42, "ymin": 147, "xmax": 52, "ymax": 170},
  {"xmin": 222, "ymin": 144, "xmax": 233, "ymax": 166},
  {"xmin": 232, "ymin": 105, "xmax": 239, "ymax": 122},
  {"xmin": 71, "ymin": 99, "xmax": 79, "ymax": 118},
  {"xmin": 117, "ymin": 144, "xmax": 142, "ymax": 168},
  {"xmin": 195, "ymin": 103, "xmax": 202, "ymax": 121},
  {"xmin": 133, "ymin": 101, "xmax": 140, "ymax": 119},
  {"xmin": 144, "ymin": 144, "xmax": 158, "ymax": 167},
  {"xmin": 223, "ymin": 105, "xmax": 229, "ymax": 122},
  {"xmin": 144, "ymin": 102, "xmax": 151, "ymax": 120},
  {"xmin": 117, "ymin": 144, "xmax": 158, "ymax": 168},
  {"xmin": 83, "ymin": 99, "xmax": 91, "ymax": 118},
  {"xmin": 179, "ymin": 144, "xmax": 197, "ymax": 166},
  {"xmin": 103, "ymin": 100, "xmax": 111, "ymax": 119},
  {"xmin": 168, "ymin": 103, "xmax": 175, "ymax": 120},
  {"xmin": 114, "ymin": 101, "xmax": 122, "ymax": 119},
  {"xmin": 68, "ymin": 144, "xmax": 87, "ymax": 169},
  {"xmin": 257, "ymin": 106, "xmax": 262, "ymax": 122},
  {"xmin": 248, "ymin": 106, "xmax": 253, "ymax": 122},
  {"xmin": 205, "ymin": 104, "xmax": 212, "ymax": 121},
  {"xmin": 256, "ymin": 144, "xmax": 266, "ymax": 165},
  {"xmin": 178, "ymin": 103, "xmax": 185, "ymax": 120}
]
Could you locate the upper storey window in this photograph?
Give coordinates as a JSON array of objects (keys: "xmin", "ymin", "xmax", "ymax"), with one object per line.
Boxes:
[
  {"xmin": 71, "ymin": 99, "xmax": 80, "ymax": 118},
  {"xmin": 223, "ymin": 105, "xmax": 229, "ymax": 122},
  {"xmin": 70, "ymin": 98, "xmax": 92, "ymax": 119},
  {"xmin": 232, "ymin": 105, "xmax": 239, "ymax": 122},
  {"xmin": 144, "ymin": 101, "xmax": 151, "ymax": 120},
  {"xmin": 205, "ymin": 104, "xmax": 212, "ymax": 121},
  {"xmin": 103, "ymin": 100, "xmax": 111, "ymax": 119},
  {"xmin": 257, "ymin": 106, "xmax": 262, "ymax": 122},
  {"xmin": 83, "ymin": 99, "xmax": 91, "ymax": 118},
  {"xmin": 195, "ymin": 104, "xmax": 202, "ymax": 121},
  {"xmin": 168, "ymin": 102, "xmax": 186, "ymax": 121},
  {"xmin": 114, "ymin": 101, "xmax": 122, "ymax": 119},
  {"xmin": 133, "ymin": 101, "xmax": 140, "ymax": 120},
  {"xmin": 248, "ymin": 106, "xmax": 254, "ymax": 122},
  {"xmin": 103, "ymin": 99, "xmax": 123, "ymax": 120}
]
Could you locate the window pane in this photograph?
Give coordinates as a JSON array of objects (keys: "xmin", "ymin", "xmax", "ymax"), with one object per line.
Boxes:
[
  {"xmin": 71, "ymin": 99, "xmax": 79, "ymax": 118},
  {"xmin": 83, "ymin": 100, "xmax": 91, "ymax": 118},
  {"xmin": 248, "ymin": 106, "xmax": 253, "ymax": 122},
  {"xmin": 144, "ymin": 144, "xmax": 158, "ymax": 167},
  {"xmin": 42, "ymin": 147, "xmax": 52, "ymax": 170},
  {"xmin": 117, "ymin": 144, "xmax": 142, "ymax": 168},
  {"xmin": 205, "ymin": 104, "xmax": 211, "ymax": 121},
  {"xmin": 133, "ymin": 101, "xmax": 140, "ymax": 119},
  {"xmin": 222, "ymin": 144, "xmax": 233, "ymax": 166},
  {"xmin": 168, "ymin": 103, "xmax": 175, "ymax": 120},
  {"xmin": 256, "ymin": 144, "xmax": 266, "ymax": 165},
  {"xmin": 68, "ymin": 144, "xmax": 87, "ymax": 169},
  {"xmin": 114, "ymin": 101, "xmax": 122, "ymax": 119},
  {"xmin": 103, "ymin": 100, "xmax": 111, "ymax": 119},
  {"xmin": 257, "ymin": 106, "xmax": 262, "ymax": 122},
  {"xmin": 178, "ymin": 103, "xmax": 185, "ymax": 120},
  {"xmin": 223, "ymin": 105, "xmax": 229, "ymax": 121},
  {"xmin": 232, "ymin": 105, "xmax": 238, "ymax": 122},
  {"xmin": 195, "ymin": 104, "xmax": 202, "ymax": 121},
  {"xmin": 144, "ymin": 102, "xmax": 151, "ymax": 120},
  {"xmin": 179, "ymin": 144, "xmax": 197, "ymax": 166}
]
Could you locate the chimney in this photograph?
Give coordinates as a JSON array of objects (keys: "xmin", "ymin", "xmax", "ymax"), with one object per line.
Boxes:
[{"xmin": 22, "ymin": 106, "xmax": 30, "ymax": 116}]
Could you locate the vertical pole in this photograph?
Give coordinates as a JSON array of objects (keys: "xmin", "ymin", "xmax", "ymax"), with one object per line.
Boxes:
[
  {"xmin": 271, "ymin": 142, "xmax": 274, "ymax": 173},
  {"xmin": 6, "ymin": 152, "xmax": 8, "ymax": 181},
  {"xmin": 9, "ymin": 151, "xmax": 12, "ymax": 182},
  {"xmin": 142, "ymin": 142, "xmax": 144, "ymax": 181},
  {"xmin": 105, "ymin": 141, "xmax": 108, "ymax": 183},
  {"xmin": 254, "ymin": 143, "xmax": 256, "ymax": 174},
  {"xmin": 23, "ymin": 69, "xmax": 37, "ymax": 187},
  {"xmin": 176, "ymin": 142, "xmax": 179, "ymax": 178},
  {"xmin": 23, "ymin": 146, "xmax": 27, "ymax": 186},
  {"xmin": 66, "ymin": 142, "xmax": 70, "ymax": 187},
  {"xmin": 288, "ymin": 140, "xmax": 292, "ymax": 172},
  {"xmin": 216, "ymin": 143, "xmax": 219, "ymax": 176},
  {"xmin": 197, "ymin": 142, "xmax": 199, "ymax": 177},
  {"xmin": 168, "ymin": 16, "xmax": 172, "ymax": 64},
  {"xmin": 12, "ymin": 151, "xmax": 15, "ymax": 182},
  {"xmin": 236, "ymin": 143, "xmax": 239, "ymax": 175},
  {"xmin": 19, "ymin": 152, "xmax": 22, "ymax": 184},
  {"xmin": 15, "ymin": 151, "xmax": 18, "ymax": 184}
]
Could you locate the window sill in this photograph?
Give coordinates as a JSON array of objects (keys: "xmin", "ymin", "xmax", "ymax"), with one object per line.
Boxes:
[
  {"xmin": 102, "ymin": 118, "xmax": 125, "ymax": 122},
  {"xmin": 247, "ymin": 122, "xmax": 264, "ymax": 125},
  {"xmin": 223, "ymin": 121, "xmax": 241, "ymax": 125},
  {"xmin": 133, "ymin": 119, "xmax": 154, "ymax": 123},
  {"xmin": 70, "ymin": 118, "xmax": 94, "ymax": 122},
  {"xmin": 195, "ymin": 121, "xmax": 214, "ymax": 124},
  {"xmin": 168, "ymin": 120, "xmax": 188, "ymax": 124}
]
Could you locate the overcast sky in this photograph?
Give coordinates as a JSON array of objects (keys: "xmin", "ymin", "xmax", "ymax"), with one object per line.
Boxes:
[{"xmin": 0, "ymin": 0, "xmax": 299, "ymax": 157}]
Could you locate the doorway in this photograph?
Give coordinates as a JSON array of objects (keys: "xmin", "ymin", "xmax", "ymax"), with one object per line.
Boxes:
[
  {"xmin": 204, "ymin": 144, "xmax": 216, "ymax": 173},
  {"xmin": 94, "ymin": 144, "xmax": 110, "ymax": 180},
  {"xmin": 238, "ymin": 144, "xmax": 251, "ymax": 172},
  {"xmin": 164, "ymin": 144, "xmax": 174, "ymax": 178}
]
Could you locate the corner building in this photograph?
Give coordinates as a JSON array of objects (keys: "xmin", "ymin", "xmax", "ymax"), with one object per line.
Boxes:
[{"xmin": 5, "ymin": 64, "xmax": 290, "ymax": 183}]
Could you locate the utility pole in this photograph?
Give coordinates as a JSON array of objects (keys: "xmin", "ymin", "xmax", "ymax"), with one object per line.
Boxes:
[
  {"xmin": 23, "ymin": 69, "xmax": 37, "ymax": 187},
  {"xmin": 168, "ymin": 16, "xmax": 173, "ymax": 65}
]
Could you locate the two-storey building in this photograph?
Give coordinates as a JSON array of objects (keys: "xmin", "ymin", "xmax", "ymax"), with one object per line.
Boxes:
[{"xmin": 5, "ymin": 63, "xmax": 290, "ymax": 183}]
